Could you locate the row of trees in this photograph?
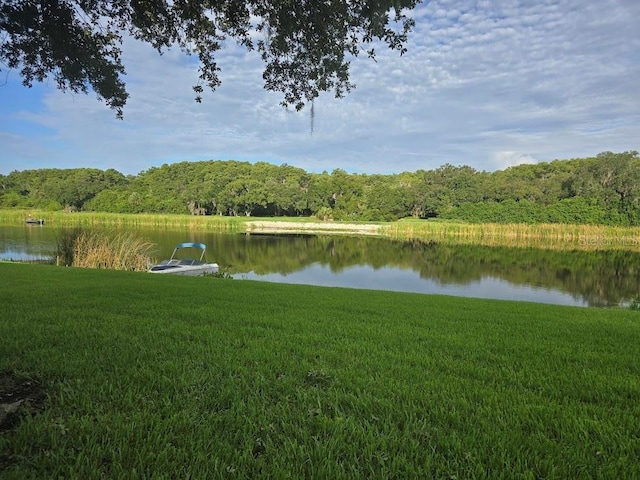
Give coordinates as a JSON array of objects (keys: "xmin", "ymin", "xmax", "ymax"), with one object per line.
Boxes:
[{"xmin": 1, "ymin": 151, "xmax": 639, "ymax": 225}]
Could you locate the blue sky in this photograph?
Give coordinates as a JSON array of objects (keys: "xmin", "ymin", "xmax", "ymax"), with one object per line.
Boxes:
[{"xmin": 1, "ymin": 0, "xmax": 639, "ymax": 176}]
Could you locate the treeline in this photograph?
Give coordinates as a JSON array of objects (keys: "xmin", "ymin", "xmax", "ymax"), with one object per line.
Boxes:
[{"xmin": 1, "ymin": 151, "xmax": 639, "ymax": 225}]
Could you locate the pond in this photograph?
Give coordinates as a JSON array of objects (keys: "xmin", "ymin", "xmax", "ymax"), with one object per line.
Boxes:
[{"xmin": 2, "ymin": 224, "xmax": 639, "ymax": 308}]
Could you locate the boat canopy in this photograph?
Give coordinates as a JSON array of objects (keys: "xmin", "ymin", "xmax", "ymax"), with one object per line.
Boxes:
[
  {"xmin": 170, "ymin": 242, "xmax": 207, "ymax": 262},
  {"xmin": 175, "ymin": 242, "xmax": 206, "ymax": 250}
]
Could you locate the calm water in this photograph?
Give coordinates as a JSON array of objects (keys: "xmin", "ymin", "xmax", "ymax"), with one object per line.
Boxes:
[{"xmin": 2, "ymin": 225, "xmax": 639, "ymax": 307}]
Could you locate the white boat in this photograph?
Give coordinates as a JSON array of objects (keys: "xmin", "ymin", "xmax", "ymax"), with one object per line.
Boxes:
[{"xmin": 148, "ymin": 242, "xmax": 219, "ymax": 276}]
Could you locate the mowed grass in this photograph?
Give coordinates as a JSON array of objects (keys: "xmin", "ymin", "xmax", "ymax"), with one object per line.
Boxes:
[{"xmin": 1, "ymin": 264, "xmax": 639, "ymax": 479}]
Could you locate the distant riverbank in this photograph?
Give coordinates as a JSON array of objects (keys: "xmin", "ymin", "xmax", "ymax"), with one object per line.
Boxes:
[{"xmin": 3, "ymin": 209, "xmax": 640, "ymax": 251}]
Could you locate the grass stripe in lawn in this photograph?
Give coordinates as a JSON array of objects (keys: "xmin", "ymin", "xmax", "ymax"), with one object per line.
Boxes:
[{"xmin": 0, "ymin": 263, "xmax": 639, "ymax": 479}]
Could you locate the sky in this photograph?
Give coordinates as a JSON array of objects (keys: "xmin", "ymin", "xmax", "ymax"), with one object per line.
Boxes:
[{"xmin": 1, "ymin": 0, "xmax": 639, "ymax": 176}]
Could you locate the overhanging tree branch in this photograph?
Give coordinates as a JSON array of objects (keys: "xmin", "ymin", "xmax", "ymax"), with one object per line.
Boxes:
[{"xmin": 0, "ymin": 0, "xmax": 421, "ymax": 117}]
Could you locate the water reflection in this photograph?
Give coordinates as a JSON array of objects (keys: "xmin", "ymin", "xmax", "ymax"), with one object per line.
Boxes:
[
  {"xmin": 0, "ymin": 225, "xmax": 53, "ymax": 261},
  {"xmin": 1, "ymin": 226, "xmax": 638, "ymax": 307},
  {"xmin": 237, "ymin": 265, "xmax": 589, "ymax": 307}
]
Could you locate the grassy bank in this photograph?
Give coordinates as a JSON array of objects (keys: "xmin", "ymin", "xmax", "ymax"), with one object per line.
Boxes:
[
  {"xmin": 4, "ymin": 209, "xmax": 640, "ymax": 251},
  {"xmin": 386, "ymin": 218, "xmax": 640, "ymax": 251},
  {"xmin": 1, "ymin": 263, "xmax": 639, "ymax": 478},
  {"xmin": 0, "ymin": 210, "xmax": 245, "ymax": 232}
]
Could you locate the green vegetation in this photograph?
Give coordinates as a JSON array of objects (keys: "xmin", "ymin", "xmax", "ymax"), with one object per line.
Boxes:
[
  {"xmin": 386, "ymin": 218, "xmax": 640, "ymax": 251},
  {"xmin": 0, "ymin": 210, "xmax": 245, "ymax": 231},
  {"xmin": 1, "ymin": 1, "xmax": 419, "ymax": 117},
  {"xmin": 54, "ymin": 229, "xmax": 155, "ymax": 271},
  {"xmin": 4, "ymin": 220, "xmax": 640, "ymax": 305},
  {"xmin": 51, "ymin": 227, "xmax": 81, "ymax": 267},
  {"xmin": 2, "ymin": 151, "xmax": 640, "ymax": 225},
  {"xmin": 1, "ymin": 263, "xmax": 639, "ymax": 478},
  {"xmin": 4, "ymin": 209, "xmax": 640, "ymax": 253},
  {"xmin": 0, "ymin": 168, "xmax": 127, "ymax": 212}
]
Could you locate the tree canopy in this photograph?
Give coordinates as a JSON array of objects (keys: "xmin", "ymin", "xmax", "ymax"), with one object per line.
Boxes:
[
  {"xmin": 3, "ymin": 152, "xmax": 640, "ymax": 226},
  {"xmin": 0, "ymin": 0, "xmax": 421, "ymax": 118}
]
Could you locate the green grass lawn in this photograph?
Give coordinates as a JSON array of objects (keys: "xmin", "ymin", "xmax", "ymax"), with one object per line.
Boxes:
[{"xmin": 1, "ymin": 263, "xmax": 639, "ymax": 479}]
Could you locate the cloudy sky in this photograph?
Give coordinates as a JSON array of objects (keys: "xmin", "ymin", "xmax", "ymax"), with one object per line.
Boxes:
[{"xmin": 1, "ymin": 0, "xmax": 639, "ymax": 176}]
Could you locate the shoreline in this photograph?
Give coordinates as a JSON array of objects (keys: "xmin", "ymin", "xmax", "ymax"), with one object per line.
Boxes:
[{"xmin": 245, "ymin": 220, "xmax": 383, "ymax": 236}]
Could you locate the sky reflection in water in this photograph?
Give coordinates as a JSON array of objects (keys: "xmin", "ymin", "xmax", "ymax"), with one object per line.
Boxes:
[
  {"xmin": 1, "ymin": 226, "xmax": 632, "ymax": 308},
  {"xmin": 235, "ymin": 264, "xmax": 588, "ymax": 307}
]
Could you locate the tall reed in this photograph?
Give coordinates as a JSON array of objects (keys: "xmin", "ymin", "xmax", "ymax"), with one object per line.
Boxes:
[
  {"xmin": 0, "ymin": 210, "xmax": 245, "ymax": 232},
  {"xmin": 55, "ymin": 229, "xmax": 156, "ymax": 271},
  {"xmin": 0, "ymin": 209, "xmax": 39, "ymax": 225},
  {"xmin": 73, "ymin": 231, "xmax": 156, "ymax": 271},
  {"xmin": 54, "ymin": 228, "xmax": 83, "ymax": 266},
  {"xmin": 385, "ymin": 220, "xmax": 640, "ymax": 251},
  {"xmin": 5, "ymin": 209, "xmax": 640, "ymax": 251}
]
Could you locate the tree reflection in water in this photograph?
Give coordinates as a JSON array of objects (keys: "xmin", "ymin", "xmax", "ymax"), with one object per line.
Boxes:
[{"xmin": 3, "ymin": 226, "xmax": 639, "ymax": 307}]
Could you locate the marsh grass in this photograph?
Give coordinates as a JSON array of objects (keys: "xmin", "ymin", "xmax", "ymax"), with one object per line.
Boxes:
[
  {"xmin": 386, "ymin": 219, "xmax": 640, "ymax": 251},
  {"xmin": 0, "ymin": 210, "xmax": 244, "ymax": 231},
  {"xmin": 1, "ymin": 263, "xmax": 639, "ymax": 479},
  {"xmin": 72, "ymin": 231, "xmax": 156, "ymax": 271},
  {"xmin": 55, "ymin": 228, "xmax": 155, "ymax": 271},
  {"xmin": 53, "ymin": 228, "xmax": 82, "ymax": 266},
  {"xmin": 4, "ymin": 209, "xmax": 640, "ymax": 251}
]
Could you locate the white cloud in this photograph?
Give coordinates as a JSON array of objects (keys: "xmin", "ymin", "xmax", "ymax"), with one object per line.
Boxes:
[
  {"xmin": 488, "ymin": 151, "xmax": 538, "ymax": 170},
  {"xmin": 1, "ymin": 0, "xmax": 638, "ymax": 175}
]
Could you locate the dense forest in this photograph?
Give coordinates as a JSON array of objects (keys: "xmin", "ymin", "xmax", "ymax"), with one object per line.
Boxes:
[{"xmin": 1, "ymin": 151, "xmax": 639, "ymax": 225}]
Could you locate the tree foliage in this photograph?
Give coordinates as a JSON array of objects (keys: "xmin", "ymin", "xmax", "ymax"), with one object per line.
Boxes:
[
  {"xmin": 0, "ymin": 167, "xmax": 127, "ymax": 211},
  {"xmin": 3, "ymin": 152, "xmax": 640, "ymax": 226},
  {"xmin": 0, "ymin": 0, "xmax": 421, "ymax": 117}
]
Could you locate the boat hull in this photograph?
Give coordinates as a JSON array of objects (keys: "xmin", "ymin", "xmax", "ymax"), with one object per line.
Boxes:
[
  {"xmin": 148, "ymin": 242, "xmax": 218, "ymax": 276},
  {"xmin": 148, "ymin": 263, "xmax": 219, "ymax": 276}
]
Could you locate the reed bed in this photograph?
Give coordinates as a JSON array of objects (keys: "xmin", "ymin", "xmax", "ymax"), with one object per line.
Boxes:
[
  {"xmin": 53, "ymin": 228, "xmax": 82, "ymax": 267},
  {"xmin": 55, "ymin": 230, "xmax": 156, "ymax": 271},
  {"xmin": 0, "ymin": 210, "xmax": 244, "ymax": 232},
  {"xmin": 386, "ymin": 220, "xmax": 640, "ymax": 251},
  {"xmin": 73, "ymin": 231, "xmax": 155, "ymax": 271},
  {"xmin": 0, "ymin": 209, "xmax": 37, "ymax": 225},
  {"xmin": 4, "ymin": 209, "xmax": 640, "ymax": 251}
]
